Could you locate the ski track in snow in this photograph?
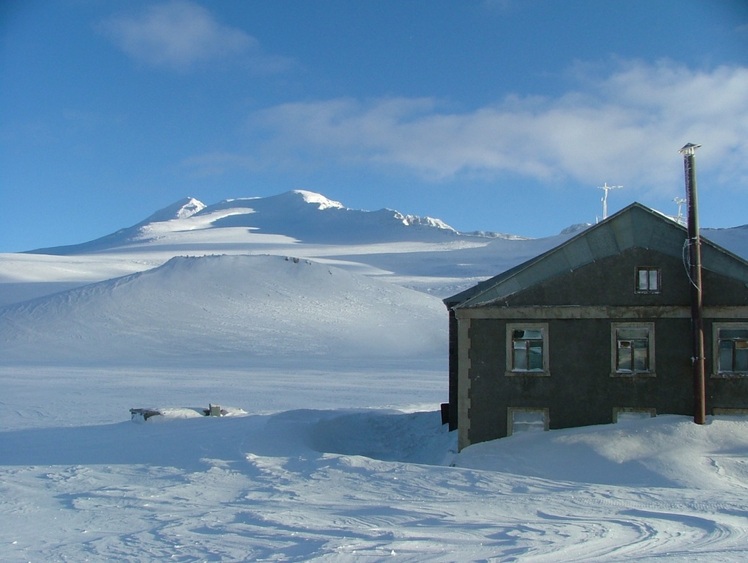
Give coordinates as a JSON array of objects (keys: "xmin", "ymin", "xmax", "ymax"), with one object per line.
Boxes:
[
  {"xmin": 3, "ymin": 365, "xmax": 748, "ymax": 561},
  {"xmin": 4, "ymin": 432, "xmax": 748, "ymax": 562}
]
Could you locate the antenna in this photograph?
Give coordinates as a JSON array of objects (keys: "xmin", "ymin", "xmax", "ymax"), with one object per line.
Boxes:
[
  {"xmin": 597, "ymin": 183, "xmax": 623, "ymax": 220},
  {"xmin": 673, "ymin": 197, "xmax": 686, "ymax": 225}
]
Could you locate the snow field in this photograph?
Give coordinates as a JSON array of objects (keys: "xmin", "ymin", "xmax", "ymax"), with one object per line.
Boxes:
[
  {"xmin": 2, "ymin": 191, "xmax": 748, "ymax": 560},
  {"xmin": 3, "ymin": 361, "xmax": 748, "ymax": 561}
]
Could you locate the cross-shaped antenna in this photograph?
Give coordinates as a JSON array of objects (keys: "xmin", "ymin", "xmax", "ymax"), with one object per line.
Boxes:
[
  {"xmin": 673, "ymin": 197, "xmax": 686, "ymax": 225},
  {"xmin": 597, "ymin": 183, "xmax": 623, "ymax": 220}
]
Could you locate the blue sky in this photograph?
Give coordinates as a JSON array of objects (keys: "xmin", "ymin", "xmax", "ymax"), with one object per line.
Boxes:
[{"xmin": 2, "ymin": 0, "xmax": 747, "ymax": 252}]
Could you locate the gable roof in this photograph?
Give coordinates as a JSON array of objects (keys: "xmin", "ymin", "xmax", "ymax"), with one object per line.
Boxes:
[{"xmin": 446, "ymin": 202, "xmax": 748, "ymax": 309}]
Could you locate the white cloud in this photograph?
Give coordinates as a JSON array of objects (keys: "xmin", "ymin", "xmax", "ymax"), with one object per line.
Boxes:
[
  {"xmin": 99, "ymin": 0, "xmax": 286, "ymax": 72},
  {"xmin": 247, "ymin": 60, "xmax": 748, "ymax": 195}
]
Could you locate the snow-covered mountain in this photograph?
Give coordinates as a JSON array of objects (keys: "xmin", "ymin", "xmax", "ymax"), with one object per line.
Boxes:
[
  {"xmin": 4, "ymin": 190, "xmax": 584, "ymax": 306},
  {"xmin": 2, "ymin": 188, "xmax": 747, "ymax": 317},
  {"xmin": 27, "ymin": 188, "xmax": 748, "ymax": 258},
  {"xmin": 28, "ymin": 190, "xmax": 474, "ymax": 255},
  {"xmin": 6, "ymin": 190, "xmax": 743, "ymax": 308}
]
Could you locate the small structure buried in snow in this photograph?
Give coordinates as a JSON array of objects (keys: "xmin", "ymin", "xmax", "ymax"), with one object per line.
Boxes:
[
  {"xmin": 129, "ymin": 408, "xmax": 162, "ymax": 421},
  {"xmin": 130, "ymin": 404, "xmax": 244, "ymax": 422}
]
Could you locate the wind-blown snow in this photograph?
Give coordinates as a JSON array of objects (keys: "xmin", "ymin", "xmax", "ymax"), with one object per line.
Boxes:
[{"xmin": 2, "ymin": 190, "xmax": 748, "ymax": 561}]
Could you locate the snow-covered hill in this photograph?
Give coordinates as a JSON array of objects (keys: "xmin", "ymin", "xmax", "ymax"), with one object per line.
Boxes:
[{"xmin": 0, "ymin": 254, "xmax": 446, "ymax": 365}]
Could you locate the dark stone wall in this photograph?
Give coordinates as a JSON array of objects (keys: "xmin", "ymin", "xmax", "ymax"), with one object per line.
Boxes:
[{"xmin": 466, "ymin": 316, "xmax": 696, "ymax": 444}]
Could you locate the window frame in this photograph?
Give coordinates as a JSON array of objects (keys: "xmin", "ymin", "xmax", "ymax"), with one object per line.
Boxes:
[
  {"xmin": 712, "ymin": 323, "xmax": 748, "ymax": 378},
  {"xmin": 611, "ymin": 322, "xmax": 656, "ymax": 377},
  {"xmin": 635, "ymin": 266, "xmax": 661, "ymax": 294},
  {"xmin": 613, "ymin": 407, "xmax": 656, "ymax": 422},
  {"xmin": 505, "ymin": 322, "xmax": 550, "ymax": 377},
  {"xmin": 507, "ymin": 407, "xmax": 549, "ymax": 436}
]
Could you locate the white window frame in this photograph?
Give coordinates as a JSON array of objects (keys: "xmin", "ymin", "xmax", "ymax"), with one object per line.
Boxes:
[
  {"xmin": 505, "ymin": 323, "xmax": 550, "ymax": 377},
  {"xmin": 712, "ymin": 323, "xmax": 748, "ymax": 377},
  {"xmin": 611, "ymin": 322, "xmax": 656, "ymax": 377}
]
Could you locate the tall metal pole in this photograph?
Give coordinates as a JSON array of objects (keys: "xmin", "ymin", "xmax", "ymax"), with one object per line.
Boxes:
[{"xmin": 680, "ymin": 143, "xmax": 705, "ymax": 425}]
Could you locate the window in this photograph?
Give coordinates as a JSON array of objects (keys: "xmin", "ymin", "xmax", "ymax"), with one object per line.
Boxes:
[
  {"xmin": 713, "ymin": 324, "xmax": 748, "ymax": 377},
  {"xmin": 507, "ymin": 407, "xmax": 549, "ymax": 435},
  {"xmin": 636, "ymin": 267, "xmax": 661, "ymax": 293},
  {"xmin": 513, "ymin": 329, "xmax": 543, "ymax": 370},
  {"xmin": 506, "ymin": 323, "xmax": 549, "ymax": 376},
  {"xmin": 613, "ymin": 407, "xmax": 656, "ymax": 422},
  {"xmin": 611, "ymin": 322, "xmax": 655, "ymax": 376}
]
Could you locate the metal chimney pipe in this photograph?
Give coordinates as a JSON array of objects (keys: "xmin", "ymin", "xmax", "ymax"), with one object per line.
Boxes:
[{"xmin": 679, "ymin": 143, "xmax": 705, "ymax": 425}]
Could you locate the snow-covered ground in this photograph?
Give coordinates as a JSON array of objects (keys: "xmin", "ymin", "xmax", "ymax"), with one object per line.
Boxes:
[{"xmin": 2, "ymin": 191, "xmax": 748, "ymax": 561}]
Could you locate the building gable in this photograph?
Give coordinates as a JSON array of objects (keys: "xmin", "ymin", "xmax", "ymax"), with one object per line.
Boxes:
[{"xmin": 447, "ymin": 203, "xmax": 748, "ymax": 310}]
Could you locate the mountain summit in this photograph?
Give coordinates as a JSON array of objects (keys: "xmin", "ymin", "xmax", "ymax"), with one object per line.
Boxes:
[
  {"xmin": 142, "ymin": 197, "xmax": 206, "ymax": 223},
  {"xmin": 29, "ymin": 190, "xmax": 467, "ymax": 255}
]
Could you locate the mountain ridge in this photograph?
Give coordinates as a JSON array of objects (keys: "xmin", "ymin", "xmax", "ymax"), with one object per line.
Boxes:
[
  {"xmin": 26, "ymin": 189, "xmax": 522, "ymax": 255},
  {"xmin": 9, "ymin": 189, "xmax": 747, "ymax": 308},
  {"xmin": 28, "ymin": 189, "xmax": 747, "ymax": 258}
]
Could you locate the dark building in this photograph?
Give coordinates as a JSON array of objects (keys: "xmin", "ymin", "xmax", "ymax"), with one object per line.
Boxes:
[{"xmin": 444, "ymin": 203, "xmax": 748, "ymax": 451}]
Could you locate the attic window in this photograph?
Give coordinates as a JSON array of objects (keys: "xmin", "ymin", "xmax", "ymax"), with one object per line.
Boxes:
[{"xmin": 636, "ymin": 267, "xmax": 661, "ymax": 293}]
